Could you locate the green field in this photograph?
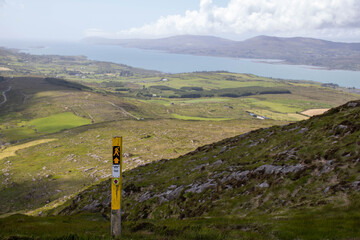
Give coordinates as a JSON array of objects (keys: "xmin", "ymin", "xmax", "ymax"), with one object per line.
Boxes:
[
  {"xmin": 171, "ymin": 113, "xmax": 233, "ymax": 121},
  {"xmin": 28, "ymin": 112, "xmax": 91, "ymax": 133},
  {"xmin": 1, "ymin": 112, "xmax": 91, "ymax": 141}
]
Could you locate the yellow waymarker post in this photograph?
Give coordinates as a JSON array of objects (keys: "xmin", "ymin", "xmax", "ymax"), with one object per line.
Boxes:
[{"xmin": 111, "ymin": 136, "xmax": 122, "ymax": 238}]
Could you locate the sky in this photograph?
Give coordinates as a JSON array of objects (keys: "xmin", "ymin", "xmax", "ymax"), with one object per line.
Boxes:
[{"xmin": 0, "ymin": 0, "xmax": 360, "ymax": 42}]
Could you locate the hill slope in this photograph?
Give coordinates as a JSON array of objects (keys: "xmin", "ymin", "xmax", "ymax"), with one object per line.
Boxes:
[
  {"xmin": 86, "ymin": 35, "xmax": 360, "ymax": 71},
  {"xmin": 1, "ymin": 75, "xmax": 291, "ymax": 216},
  {"xmin": 44, "ymin": 100, "xmax": 360, "ymax": 239}
]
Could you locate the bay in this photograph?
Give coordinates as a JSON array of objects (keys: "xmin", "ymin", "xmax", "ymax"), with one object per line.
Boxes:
[{"xmin": 1, "ymin": 40, "xmax": 360, "ymax": 88}]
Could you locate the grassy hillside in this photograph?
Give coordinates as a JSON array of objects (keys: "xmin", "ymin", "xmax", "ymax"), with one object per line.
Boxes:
[
  {"xmin": 1, "ymin": 75, "xmax": 295, "ymax": 215},
  {"xmin": 0, "ymin": 69, "xmax": 358, "ymax": 217},
  {"xmin": 36, "ymin": 100, "xmax": 360, "ymax": 239},
  {"xmin": 0, "ymin": 100, "xmax": 358, "ymax": 239},
  {"xmin": 0, "ymin": 77, "xmax": 141, "ymax": 143},
  {"xmin": 0, "ymin": 49, "xmax": 359, "ymax": 239}
]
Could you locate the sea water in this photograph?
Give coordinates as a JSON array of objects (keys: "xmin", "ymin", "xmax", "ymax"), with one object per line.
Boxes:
[{"xmin": 1, "ymin": 40, "xmax": 360, "ymax": 88}]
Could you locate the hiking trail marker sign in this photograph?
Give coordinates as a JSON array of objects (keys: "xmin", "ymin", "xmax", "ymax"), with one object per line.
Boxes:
[{"xmin": 111, "ymin": 136, "xmax": 122, "ymax": 238}]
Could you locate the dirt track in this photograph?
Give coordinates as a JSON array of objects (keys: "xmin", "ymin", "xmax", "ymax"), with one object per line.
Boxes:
[{"xmin": 0, "ymin": 86, "xmax": 11, "ymax": 105}]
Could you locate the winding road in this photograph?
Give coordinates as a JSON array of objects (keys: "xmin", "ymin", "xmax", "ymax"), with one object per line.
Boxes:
[{"xmin": 0, "ymin": 86, "xmax": 11, "ymax": 105}]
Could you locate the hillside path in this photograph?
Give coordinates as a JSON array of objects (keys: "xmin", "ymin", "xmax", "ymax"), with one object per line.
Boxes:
[
  {"xmin": 0, "ymin": 86, "xmax": 11, "ymax": 105},
  {"xmin": 107, "ymin": 101, "xmax": 140, "ymax": 120}
]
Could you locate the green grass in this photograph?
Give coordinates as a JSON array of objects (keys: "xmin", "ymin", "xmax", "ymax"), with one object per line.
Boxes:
[
  {"xmin": 174, "ymin": 98, "xmax": 230, "ymax": 104},
  {"xmin": 140, "ymin": 73, "xmax": 281, "ymax": 90},
  {"xmin": 1, "ymin": 206, "xmax": 359, "ymax": 240},
  {"xmin": 0, "ymin": 214, "xmax": 109, "ymax": 239},
  {"xmin": 0, "ymin": 112, "xmax": 92, "ymax": 141},
  {"xmin": 28, "ymin": 112, "xmax": 91, "ymax": 133},
  {"xmin": 171, "ymin": 114, "xmax": 233, "ymax": 121},
  {"xmin": 138, "ymin": 98, "xmax": 230, "ymax": 106},
  {"xmin": 272, "ymin": 205, "xmax": 360, "ymax": 240},
  {"xmin": 1, "ymin": 127, "xmax": 37, "ymax": 141}
]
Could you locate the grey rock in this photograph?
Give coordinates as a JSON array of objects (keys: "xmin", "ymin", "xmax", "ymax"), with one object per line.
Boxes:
[
  {"xmin": 281, "ymin": 164, "xmax": 304, "ymax": 174},
  {"xmin": 255, "ymin": 164, "xmax": 304, "ymax": 175},
  {"xmin": 351, "ymin": 181, "xmax": 360, "ymax": 190},
  {"xmin": 276, "ymin": 148, "xmax": 298, "ymax": 160},
  {"xmin": 270, "ymin": 146, "xmax": 279, "ymax": 152},
  {"xmin": 138, "ymin": 191, "xmax": 152, "ymax": 202},
  {"xmin": 249, "ymin": 141, "xmax": 259, "ymax": 147},
  {"xmin": 212, "ymin": 160, "xmax": 223, "ymax": 166},
  {"xmin": 101, "ymin": 194, "xmax": 111, "ymax": 207},
  {"xmin": 168, "ymin": 186, "xmax": 184, "ymax": 200},
  {"xmin": 123, "ymin": 153, "xmax": 132, "ymax": 158},
  {"xmin": 82, "ymin": 200, "xmax": 100, "ymax": 212},
  {"xmin": 157, "ymin": 186, "xmax": 184, "ymax": 204},
  {"xmin": 288, "ymin": 126, "xmax": 300, "ymax": 132},
  {"xmin": 320, "ymin": 161, "xmax": 334, "ymax": 174},
  {"xmin": 347, "ymin": 102, "xmax": 358, "ymax": 107},
  {"xmin": 298, "ymin": 128, "xmax": 309, "ymax": 134},
  {"xmin": 218, "ymin": 146, "xmax": 227, "ymax": 155},
  {"xmin": 158, "ymin": 195, "xmax": 168, "ymax": 204},
  {"xmin": 337, "ymin": 125, "xmax": 348, "ymax": 130},
  {"xmin": 84, "ymin": 168, "xmax": 94, "ymax": 172},
  {"xmin": 323, "ymin": 187, "xmax": 330, "ymax": 194},
  {"xmin": 255, "ymin": 165, "xmax": 283, "ymax": 175},
  {"xmin": 87, "ymin": 153, "xmax": 102, "ymax": 161},
  {"xmin": 259, "ymin": 181, "xmax": 269, "ymax": 188},
  {"xmin": 186, "ymin": 180, "xmax": 217, "ymax": 194},
  {"xmin": 191, "ymin": 163, "xmax": 209, "ymax": 171},
  {"xmin": 221, "ymin": 170, "xmax": 250, "ymax": 183}
]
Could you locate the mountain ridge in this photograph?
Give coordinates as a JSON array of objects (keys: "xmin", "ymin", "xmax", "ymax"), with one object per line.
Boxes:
[{"xmin": 84, "ymin": 35, "xmax": 360, "ymax": 71}]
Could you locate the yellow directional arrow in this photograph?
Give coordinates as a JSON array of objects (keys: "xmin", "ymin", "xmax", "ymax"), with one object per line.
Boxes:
[{"xmin": 113, "ymin": 157, "xmax": 120, "ymax": 164}]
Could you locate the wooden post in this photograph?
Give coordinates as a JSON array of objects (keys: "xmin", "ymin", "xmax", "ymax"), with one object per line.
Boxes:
[{"xmin": 111, "ymin": 137, "xmax": 123, "ymax": 239}]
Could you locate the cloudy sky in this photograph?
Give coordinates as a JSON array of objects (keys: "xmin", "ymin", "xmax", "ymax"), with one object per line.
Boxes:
[{"xmin": 0, "ymin": 0, "xmax": 359, "ymax": 42}]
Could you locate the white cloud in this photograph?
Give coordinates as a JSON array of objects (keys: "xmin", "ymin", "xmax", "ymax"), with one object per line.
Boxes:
[{"xmin": 87, "ymin": 0, "xmax": 360, "ymax": 40}]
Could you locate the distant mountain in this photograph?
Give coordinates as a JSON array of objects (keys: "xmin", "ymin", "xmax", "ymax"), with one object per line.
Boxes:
[
  {"xmin": 84, "ymin": 35, "xmax": 235, "ymax": 52},
  {"xmin": 84, "ymin": 35, "xmax": 360, "ymax": 71}
]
